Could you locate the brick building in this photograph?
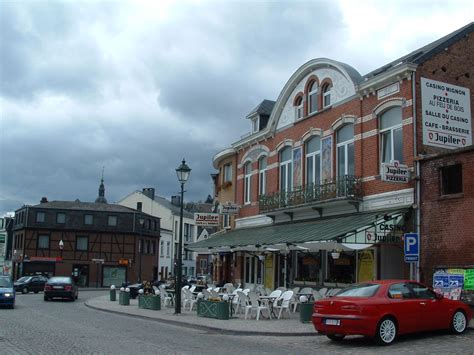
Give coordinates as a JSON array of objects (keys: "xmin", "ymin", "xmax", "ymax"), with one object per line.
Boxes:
[
  {"xmin": 12, "ymin": 180, "xmax": 161, "ymax": 287},
  {"xmin": 189, "ymin": 23, "xmax": 473, "ymax": 290}
]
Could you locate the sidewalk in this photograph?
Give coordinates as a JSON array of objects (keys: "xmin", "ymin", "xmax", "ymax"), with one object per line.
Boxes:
[
  {"xmin": 85, "ymin": 294, "xmax": 474, "ymax": 336},
  {"xmin": 85, "ymin": 294, "xmax": 316, "ymax": 336}
]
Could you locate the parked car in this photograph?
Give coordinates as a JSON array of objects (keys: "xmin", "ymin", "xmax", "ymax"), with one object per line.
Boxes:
[
  {"xmin": 0, "ymin": 275, "xmax": 15, "ymax": 309},
  {"xmin": 14, "ymin": 275, "xmax": 48, "ymax": 294},
  {"xmin": 312, "ymin": 280, "xmax": 473, "ymax": 345},
  {"xmin": 44, "ymin": 276, "xmax": 78, "ymax": 301}
]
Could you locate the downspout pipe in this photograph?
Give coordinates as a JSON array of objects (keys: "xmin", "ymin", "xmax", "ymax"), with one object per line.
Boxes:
[{"xmin": 412, "ymin": 71, "xmax": 421, "ymax": 282}]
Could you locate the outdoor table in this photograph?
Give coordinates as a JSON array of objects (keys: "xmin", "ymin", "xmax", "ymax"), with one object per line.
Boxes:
[{"xmin": 258, "ymin": 295, "xmax": 278, "ymax": 318}]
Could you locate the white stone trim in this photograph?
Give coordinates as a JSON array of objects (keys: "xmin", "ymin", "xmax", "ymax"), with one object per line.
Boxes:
[
  {"xmin": 362, "ymin": 129, "xmax": 378, "ymax": 139},
  {"xmin": 235, "ymin": 214, "xmax": 274, "ymax": 229},
  {"xmin": 363, "ymin": 188, "xmax": 414, "ymax": 211},
  {"xmin": 237, "ymin": 174, "xmax": 243, "ymax": 180},
  {"xmin": 402, "ymin": 117, "xmax": 413, "ymax": 125},
  {"xmin": 361, "ymin": 175, "xmax": 377, "ymax": 182}
]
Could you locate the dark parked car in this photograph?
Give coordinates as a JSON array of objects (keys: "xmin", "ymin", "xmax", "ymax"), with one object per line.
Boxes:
[
  {"xmin": 0, "ymin": 275, "xmax": 15, "ymax": 309},
  {"xmin": 44, "ymin": 276, "xmax": 78, "ymax": 301},
  {"xmin": 14, "ymin": 275, "xmax": 48, "ymax": 294}
]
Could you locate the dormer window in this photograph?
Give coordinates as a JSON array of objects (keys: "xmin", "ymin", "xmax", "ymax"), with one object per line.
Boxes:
[
  {"xmin": 308, "ymin": 81, "xmax": 318, "ymax": 114},
  {"xmin": 322, "ymin": 83, "xmax": 332, "ymax": 108},
  {"xmin": 295, "ymin": 96, "xmax": 303, "ymax": 120},
  {"xmin": 252, "ymin": 117, "xmax": 259, "ymax": 133}
]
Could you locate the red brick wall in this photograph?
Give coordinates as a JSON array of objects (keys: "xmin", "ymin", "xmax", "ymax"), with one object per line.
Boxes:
[{"xmin": 420, "ymin": 148, "xmax": 474, "ymax": 285}]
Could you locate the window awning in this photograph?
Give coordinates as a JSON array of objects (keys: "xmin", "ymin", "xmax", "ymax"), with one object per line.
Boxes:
[{"xmin": 186, "ymin": 208, "xmax": 410, "ymax": 253}]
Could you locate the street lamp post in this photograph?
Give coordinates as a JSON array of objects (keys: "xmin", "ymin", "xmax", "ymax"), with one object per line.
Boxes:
[
  {"xmin": 138, "ymin": 217, "xmax": 145, "ymax": 283},
  {"xmin": 175, "ymin": 159, "xmax": 191, "ymax": 314}
]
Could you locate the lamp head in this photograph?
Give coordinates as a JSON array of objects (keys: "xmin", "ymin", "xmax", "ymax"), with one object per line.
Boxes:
[{"xmin": 176, "ymin": 159, "xmax": 191, "ymax": 184}]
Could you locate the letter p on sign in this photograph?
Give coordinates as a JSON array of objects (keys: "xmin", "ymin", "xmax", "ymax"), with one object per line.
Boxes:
[{"xmin": 404, "ymin": 233, "xmax": 419, "ymax": 262}]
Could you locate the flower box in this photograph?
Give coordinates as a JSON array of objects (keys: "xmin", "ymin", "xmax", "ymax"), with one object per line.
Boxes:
[
  {"xmin": 197, "ymin": 299, "xmax": 229, "ymax": 320},
  {"xmin": 139, "ymin": 295, "xmax": 161, "ymax": 310}
]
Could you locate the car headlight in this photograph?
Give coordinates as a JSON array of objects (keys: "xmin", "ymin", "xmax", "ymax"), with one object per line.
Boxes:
[{"xmin": 4, "ymin": 293, "xmax": 12, "ymax": 297}]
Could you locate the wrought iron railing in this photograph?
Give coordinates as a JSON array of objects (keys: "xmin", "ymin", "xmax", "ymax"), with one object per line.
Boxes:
[{"xmin": 259, "ymin": 175, "xmax": 362, "ymax": 212}]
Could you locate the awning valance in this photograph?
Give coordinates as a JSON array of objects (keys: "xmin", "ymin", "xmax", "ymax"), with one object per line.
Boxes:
[{"xmin": 186, "ymin": 208, "xmax": 410, "ymax": 253}]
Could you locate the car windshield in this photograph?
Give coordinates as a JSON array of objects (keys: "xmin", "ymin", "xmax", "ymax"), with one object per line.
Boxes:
[
  {"xmin": 16, "ymin": 276, "xmax": 31, "ymax": 283},
  {"xmin": 0, "ymin": 278, "xmax": 12, "ymax": 287},
  {"xmin": 335, "ymin": 283, "xmax": 380, "ymax": 297},
  {"xmin": 48, "ymin": 277, "xmax": 72, "ymax": 284}
]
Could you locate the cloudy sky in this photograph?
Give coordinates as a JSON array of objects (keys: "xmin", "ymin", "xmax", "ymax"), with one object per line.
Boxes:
[{"xmin": 0, "ymin": 0, "xmax": 472, "ymax": 216}]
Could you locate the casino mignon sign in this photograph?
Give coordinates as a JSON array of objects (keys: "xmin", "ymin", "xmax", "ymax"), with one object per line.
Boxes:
[{"xmin": 421, "ymin": 77, "xmax": 472, "ymax": 149}]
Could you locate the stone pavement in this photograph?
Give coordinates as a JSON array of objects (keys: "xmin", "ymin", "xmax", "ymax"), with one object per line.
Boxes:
[
  {"xmin": 85, "ymin": 294, "xmax": 316, "ymax": 336},
  {"xmin": 85, "ymin": 293, "xmax": 474, "ymax": 336}
]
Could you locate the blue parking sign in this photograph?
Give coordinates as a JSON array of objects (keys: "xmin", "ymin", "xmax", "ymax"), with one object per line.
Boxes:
[{"xmin": 404, "ymin": 233, "xmax": 419, "ymax": 262}]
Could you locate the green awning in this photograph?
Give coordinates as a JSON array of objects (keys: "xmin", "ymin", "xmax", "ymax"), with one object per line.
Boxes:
[{"xmin": 187, "ymin": 208, "xmax": 410, "ymax": 252}]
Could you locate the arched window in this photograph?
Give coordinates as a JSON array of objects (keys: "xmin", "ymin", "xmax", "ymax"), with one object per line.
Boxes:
[
  {"xmin": 244, "ymin": 162, "xmax": 252, "ymax": 204},
  {"xmin": 336, "ymin": 124, "xmax": 354, "ymax": 176},
  {"xmin": 322, "ymin": 83, "xmax": 332, "ymax": 108},
  {"xmin": 279, "ymin": 147, "xmax": 293, "ymax": 192},
  {"xmin": 294, "ymin": 96, "xmax": 303, "ymax": 119},
  {"xmin": 308, "ymin": 81, "xmax": 318, "ymax": 114},
  {"xmin": 380, "ymin": 107, "xmax": 403, "ymax": 163},
  {"xmin": 258, "ymin": 156, "xmax": 267, "ymax": 196},
  {"xmin": 305, "ymin": 136, "xmax": 321, "ymax": 185}
]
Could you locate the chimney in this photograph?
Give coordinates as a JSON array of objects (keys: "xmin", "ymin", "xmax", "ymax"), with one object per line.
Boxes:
[
  {"xmin": 40, "ymin": 197, "xmax": 48, "ymax": 203},
  {"xmin": 171, "ymin": 195, "xmax": 181, "ymax": 206},
  {"xmin": 142, "ymin": 188, "xmax": 155, "ymax": 200}
]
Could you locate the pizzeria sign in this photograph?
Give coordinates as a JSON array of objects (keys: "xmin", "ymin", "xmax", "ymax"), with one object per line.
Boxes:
[{"xmin": 381, "ymin": 161, "xmax": 409, "ymax": 183}]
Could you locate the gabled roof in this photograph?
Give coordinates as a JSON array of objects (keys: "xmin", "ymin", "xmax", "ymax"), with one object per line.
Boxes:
[
  {"xmin": 153, "ymin": 195, "xmax": 194, "ymax": 218},
  {"xmin": 245, "ymin": 99, "xmax": 276, "ymax": 119},
  {"xmin": 364, "ymin": 22, "xmax": 474, "ymax": 80}
]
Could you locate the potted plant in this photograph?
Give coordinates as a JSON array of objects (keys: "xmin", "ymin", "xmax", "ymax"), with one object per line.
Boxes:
[
  {"xmin": 138, "ymin": 281, "xmax": 161, "ymax": 311},
  {"xmin": 119, "ymin": 287, "xmax": 130, "ymax": 305},
  {"xmin": 110, "ymin": 285, "xmax": 116, "ymax": 301},
  {"xmin": 299, "ymin": 295, "xmax": 314, "ymax": 323},
  {"xmin": 196, "ymin": 293, "xmax": 230, "ymax": 320}
]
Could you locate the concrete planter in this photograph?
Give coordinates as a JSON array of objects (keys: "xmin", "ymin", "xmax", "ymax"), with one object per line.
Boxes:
[
  {"xmin": 138, "ymin": 295, "xmax": 161, "ymax": 310},
  {"xmin": 197, "ymin": 299, "xmax": 229, "ymax": 320}
]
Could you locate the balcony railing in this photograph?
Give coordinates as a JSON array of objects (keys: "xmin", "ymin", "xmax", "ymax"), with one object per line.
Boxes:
[{"xmin": 259, "ymin": 175, "xmax": 362, "ymax": 213}]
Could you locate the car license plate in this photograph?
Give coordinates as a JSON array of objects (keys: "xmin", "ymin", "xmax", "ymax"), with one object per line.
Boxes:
[
  {"xmin": 53, "ymin": 286, "xmax": 63, "ymax": 289},
  {"xmin": 325, "ymin": 319, "xmax": 340, "ymax": 326}
]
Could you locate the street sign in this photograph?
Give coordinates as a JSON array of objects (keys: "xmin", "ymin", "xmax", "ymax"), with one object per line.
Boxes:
[
  {"xmin": 92, "ymin": 258, "xmax": 105, "ymax": 264},
  {"xmin": 404, "ymin": 233, "xmax": 419, "ymax": 262}
]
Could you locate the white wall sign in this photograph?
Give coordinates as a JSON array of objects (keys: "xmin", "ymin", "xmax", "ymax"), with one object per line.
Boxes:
[
  {"xmin": 194, "ymin": 213, "xmax": 220, "ymax": 226},
  {"xmin": 377, "ymin": 82, "xmax": 399, "ymax": 100},
  {"xmin": 220, "ymin": 202, "xmax": 239, "ymax": 215},
  {"xmin": 421, "ymin": 77, "xmax": 472, "ymax": 149},
  {"xmin": 381, "ymin": 161, "xmax": 409, "ymax": 183}
]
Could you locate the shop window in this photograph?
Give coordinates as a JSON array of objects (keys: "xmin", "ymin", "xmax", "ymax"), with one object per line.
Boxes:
[
  {"xmin": 295, "ymin": 252, "xmax": 320, "ymax": 282},
  {"xmin": 76, "ymin": 236, "xmax": 88, "ymax": 251},
  {"xmin": 322, "ymin": 83, "xmax": 332, "ymax": 108},
  {"xmin": 327, "ymin": 250, "xmax": 355, "ymax": 284},
  {"xmin": 279, "ymin": 146, "xmax": 293, "ymax": 192},
  {"xmin": 305, "ymin": 136, "xmax": 321, "ymax": 185},
  {"xmin": 36, "ymin": 212, "xmax": 45, "ymax": 223},
  {"xmin": 84, "ymin": 214, "xmax": 93, "ymax": 225},
  {"xmin": 38, "ymin": 235, "xmax": 49, "ymax": 249},
  {"xmin": 258, "ymin": 156, "xmax": 267, "ymax": 196},
  {"xmin": 380, "ymin": 106, "xmax": 403, "ymax": 164},
  {"xmin": 56, "ymin": 213, "xmax": 66, "ymax": 224},
  {"xmin": 295, "ymin": 96, "xmax": 303, "ymax": 119},
  {"xmin": 244, "ymin": 162, "xmax": 252, "ymax": 204},
  {"xmin": 308, "ymin": 81, "xmax": 318, "ymax": 114},
  {"xmin": 336, "ymin": 124, "xmax": 354, "ymax": 176},
  {"xmin": 440, "ymin": 164, "xmax": 462, "ymax": 195},
  {"xmin": 108, "ymin": 215, "xmax": 117, "ymax": 226}
]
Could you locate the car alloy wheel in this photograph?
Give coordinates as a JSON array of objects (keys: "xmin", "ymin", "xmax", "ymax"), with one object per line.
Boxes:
[
  {"xmin": 375, "ymin": 317, "xmax": 397, "ymax": 345},
  {"xmin": 22, "ymin": 287, "xmax": 29, "ymax": 294},
  {"xmin": 451, "ymin": 311, "xmax": 467, "ymax": 334}
]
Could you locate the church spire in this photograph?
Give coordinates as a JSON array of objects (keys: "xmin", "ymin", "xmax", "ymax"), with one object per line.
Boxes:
[{"xmin": 95, "ymin": 167, "xmax": 107, "ymax": 203}]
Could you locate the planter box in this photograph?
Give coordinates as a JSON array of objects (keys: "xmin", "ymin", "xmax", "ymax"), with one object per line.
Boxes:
[
  {"xmin": 139, "ymin": 295, "xmax": 161, "ymax": 310},
  {"xmin": 197, "ymin": 299, "xmax": 229, "ymax": 320},
  {"xmin": 119, "ymin": 292, "xmax": 130, "ymax": 305}
]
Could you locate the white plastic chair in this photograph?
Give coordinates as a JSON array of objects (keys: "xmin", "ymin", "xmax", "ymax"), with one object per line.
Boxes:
[
  {"xmin": 318, "ymin": 287, "xmax": 328, "ymax": 298},
  {"xmin": 312, "ymin": 289, "xmax": 322, "ymax": 301},
  {"xmin": 245, "ymin": 291, "xmax": 271, "ymax": 320},
  {"xmin": 185, "ymin": 288, "xmax": 198, "ymax": 311},
  {"xmin": 235, "ymin": 290, "xmax": 249, "ymax": 315},
  {"xmin": 290, "ymin": 287, "xmax": 300, "ymax": 312},
  {"xmin": 159, "ymin": 285, "xmax": 173, "ymax": 307},
  {"xmin": 274, "ymin": 290, "xmax": 294, "ymax": 319},
  {"xmin": 202, "ymin": 289, "xmax": 213, "ymax": 300},
  {"xmin": 243, "ymin": 288, "xmax": 250, "ymax": 295}
]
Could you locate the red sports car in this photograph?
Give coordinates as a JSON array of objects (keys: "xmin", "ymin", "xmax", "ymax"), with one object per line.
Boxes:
[{"xmin": 312, "ymin": 280, "xmax": 472, "ymax": 345}]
